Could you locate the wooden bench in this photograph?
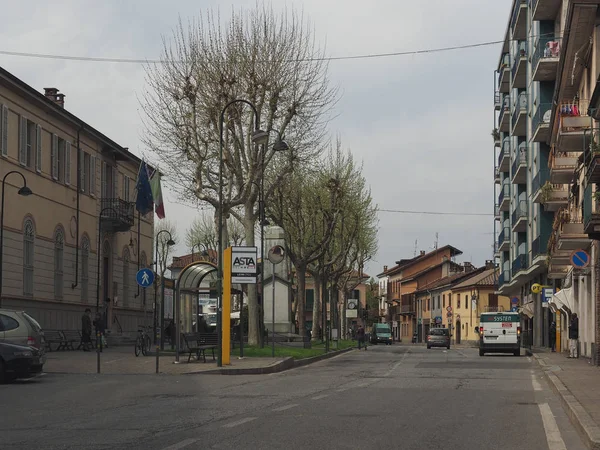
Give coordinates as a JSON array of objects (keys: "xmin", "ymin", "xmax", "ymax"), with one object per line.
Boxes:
[
  {"xmin": 43, "ymin": 330, "xmax": 65, "ymax": 351},
  {"xmin": 182, "ymin": 332, "xmax": 218, "ymax": 363}
]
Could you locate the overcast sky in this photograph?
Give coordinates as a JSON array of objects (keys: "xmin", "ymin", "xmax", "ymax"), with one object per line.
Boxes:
[{"xmin": 0, "ymin": 0, "xmax": 512, "ymax": 277}]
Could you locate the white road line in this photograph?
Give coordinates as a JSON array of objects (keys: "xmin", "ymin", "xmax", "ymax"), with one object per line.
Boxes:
[
  {"xmin": 273, "ymin": 404, "xmax": 298, "ymax": 412},
  {"xmin": 161, "ymin": 438, "xmax": 201, "ymax": 450},
  {"xmin": 538, "ymin": 403, "xmax": 567, "ymax": 450},
  {"xmin": 531, "ymin": 373, "xmax": 542, "ymax": 391},
  {"xmin": 336, "ymin": 388, "xmax": 348, "ymax": 392},
  {"xmin": 528, "ymin": 356, "xmax": 532, "ymax": 363},
  {"xmin": 222, "ymin": 417, "xmax": 257, "ymax": 428},
  {"xmin": 312, "ymin": 394, "xmax": 329, "ymax": 400}
]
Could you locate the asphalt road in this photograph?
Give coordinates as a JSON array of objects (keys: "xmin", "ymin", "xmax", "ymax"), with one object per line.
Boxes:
[{"xmin": 0, "ymin": 344, "xmax": 587, "ymax": 450}]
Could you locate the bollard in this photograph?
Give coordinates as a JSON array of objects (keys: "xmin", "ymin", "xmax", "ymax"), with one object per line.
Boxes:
[
  {"xmin": 96, "ymin": 330, "xmax": 101, "ymax": 374},
  {"xmin": 156, "ymin": 327, "xmax": 161, "ymax": 374}
]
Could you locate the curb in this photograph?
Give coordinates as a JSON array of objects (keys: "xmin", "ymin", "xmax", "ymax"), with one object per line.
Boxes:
[
  {"xmin": 532, "ymin": 352, "xmax": 600, "ymax": 450},
  {"xmin": 191, "ymin": 347, "xmax": 355, "ymax": 375}
]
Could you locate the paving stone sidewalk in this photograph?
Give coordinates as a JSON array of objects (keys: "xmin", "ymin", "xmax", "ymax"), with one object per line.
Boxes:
[{"xmin": 43, "ymin": 346, "xmax": 284, "ymax": 375}]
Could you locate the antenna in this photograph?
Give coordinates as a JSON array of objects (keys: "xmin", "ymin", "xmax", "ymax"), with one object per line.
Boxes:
[
  {"xmin": 413, "ymin": 240, "xmax": 418, "ymax": 257},
  {"xmin": 434, "ymin": 232, "xmax": 439, "ymax": 250}
]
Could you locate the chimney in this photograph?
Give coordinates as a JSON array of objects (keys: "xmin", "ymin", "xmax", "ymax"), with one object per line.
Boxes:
[
  {"xmin": 463, "ymin": 262, "xmax": 475, "ymax": 273},
  {"xmin": 485, "ymin": 259, "xmax": 496, "ymax": 270},
  {"xmin": 383, "ymin": 265, "xmax": 388, "ymax": 272},
  {"xmin": 44, "ymin": 88, "xmax": 65, "ymax": 108},
  {"xmin": 420, "ymin": 250, "xmax": 425, "ymax": 256}
]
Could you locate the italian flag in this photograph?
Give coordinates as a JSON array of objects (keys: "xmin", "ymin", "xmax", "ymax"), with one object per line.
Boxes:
[{"xmin": 149, "ymin": 170, "xmax": 165, "ymax": 219}]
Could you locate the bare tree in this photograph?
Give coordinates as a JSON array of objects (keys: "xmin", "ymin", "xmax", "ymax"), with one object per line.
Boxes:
[
  {"xmin": 141, "ymin": 5, "xmax": 338, "ymax": 345},
  {"xmin": 155, "ymin": 219, "xmax": 179, "ymax": 279},
  {"xmin": 186, "ymin": 212, "xmax": 244, "ymax": 251}
]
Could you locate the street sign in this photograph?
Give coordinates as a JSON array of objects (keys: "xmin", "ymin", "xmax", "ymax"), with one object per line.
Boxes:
[
  {"xmin": 511, "ymin": 297, "xmax": 519, "ymax": 305},
  {"xmin": 511, "ymin": 306, "xmax": 518, "ymax": 312},
  {"xmin": 446, "ymin": 312, "xmax": 452, "ymax": 318},
  {"xmin": 446, "ymin": 306, "xmax": 452, "ymax": 312},
  {"xmin": 542, "ymin": 288, "xmax": 553, "ymax": 308},
  {"xmin": 136, "ymin": 268, "xmax": 155, "ymax": 288},
  {"xmin": 347, "ymin": 299, "xmax": 358, "ymax": 310},
  {"xmin": 231, "ymin": 246, "xmax": 258, "ymax": 284},
  {"xmin": 571, "ymin": 249, "xmax": 590, "ymax": 268}
]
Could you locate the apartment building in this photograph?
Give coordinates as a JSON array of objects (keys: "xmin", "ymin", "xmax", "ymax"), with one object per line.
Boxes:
[
  {"xmin": 494, "ymin": 0, "xmax": 600, "ymax": 357},
  {"xmin": 0, "ymin": 66, "xmax": 154, "ymax": 332},
  {"xmin": 378, "ymin": 270, "xmax": 389, "ymax": 323}
]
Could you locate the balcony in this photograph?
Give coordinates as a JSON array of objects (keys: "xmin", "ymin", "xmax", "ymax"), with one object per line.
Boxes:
[
  {"xmin": 499, "ymin": 184, "xmax": 511, "ymax": 211},
  {"xmin": 498, "ymin": 141, "xmax": 510, "ymax": 172},
  {"xmin": 511, "ymin": 200, "xmax": 528, "ymax": 233},
  {"xmin": 557, "ymin": 101, "xmax": 592, "ymax": 152},
  {"xmin": 398, "ymin": 293, "xmax": 415, "ymax": 315},
  {"xmin": 100, "ymin": 198, "xmax": 135, "ymax": 233},
  {"xmin": 555, "ymin": 207, "xmax": 589, "ymax": 251},
  {"xmin": 511, "ymin": 93, "xmax": 527, "ymax": 136},
  {"xmin": 511, "ymin": 42, "xmax": 527, "ymax": 88},
  {"xmin": 511, "ymin": 1, "xmax": 527, "ymax": 40},
  {"xmin": 532, "ymin": 230, "xmax": 550, "ymax": 261},
  {"xmin": 494, "ymin": 203, "xmax": 500, "ymax": 220},
  {"xmin": 549, "ymin": 151, "xmax": 578, "ymax": 184},
  {"xmin": 498, "ymin": 269, "xmax": 511, "ymax": 289},
  {"xmin": 583, "ymin": 184, "xmax": 600, "ymax": 238},
  {"xmin": 548, "ymin": 261, "xmax": 569, "ymax": 280},
  {"xmin": 532, "ymin": 103, "xmax": 552, "ymax": 143},
  {"xmin": 511, "ymin": 150, "xmax": 527, "ymax": 184},
  {"xmin": 498, "ymin": 227, "xmax": 511, "ymax": 252},
  {"xmin": 499, "ymin": 101, "xmax": 510, "ymax": 133},
  {"xmin": 511, "ymin": 254, "xmax": 528, "ymax": 277},
  {"xmin": 541, "ymin": 185, "xmax": 569, "ymax": 212},
  {"xmin": 585, "ymin": 135, "xmax": 600, "ymax": 183},
  {"xmin": 531, "ymin": 37, "xmax": 561, "ymax": 81},
  {"xmin": 532, "ymin": 169, "xmax": 549, "ymax": 203},
  {"xmin": 498, "ymin": 54, "xmax": 511, "ymax": 94},
  {"xmin": 531, "ymin": 0, "xmax": 561, "ymax": 21},
  {"xmin": 495, "ymin": 167, "xmax": 500, "ymax": 184},
  {"xmin": 494, "ymin": 91, "xmax": 501, "ymax": 111}
]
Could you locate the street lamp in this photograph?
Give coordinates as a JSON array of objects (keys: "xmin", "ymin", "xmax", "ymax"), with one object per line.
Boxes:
[
  {"xmin": 155, "ymin": 230, "xmax": 175, "ymax": 349},
  {"xmin": 218, "ymin": 98, "xmax": 268, "ymax": 367},
  {"xmin": 0, "ymin": 171, "xmax": 32, "ymax": 308}
]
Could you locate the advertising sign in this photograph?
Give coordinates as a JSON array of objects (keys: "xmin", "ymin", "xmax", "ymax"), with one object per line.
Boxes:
[{"xmin": 231, "ymin": 246, "xmax": 258, "ymax": 284}]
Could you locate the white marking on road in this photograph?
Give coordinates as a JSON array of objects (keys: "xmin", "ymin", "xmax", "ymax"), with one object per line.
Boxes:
[
  {"xmin": 531, "ymin": 374, "xmax": 542, "ymax": 391},
  {"xmin": 161, "ymin": 438, "xmax": 200, "ymax": 450},
  {"xmin": 222, "ymin": 417, "xmax": 257, "ymax": 428},
  {"xmin": 336, "ymin": 388, "xmax": 348, "ymax": 392},
  {"xmin": 528, "ymin": 357, "xmax": 532, "ymax": 363},
  {"xmin": 538, "ymin": 403, "xmax": 567, "ymax": 450},
  {"xmin": 312, "ymin": 394, "xmax": 329, "ymax": 400},
  {"xmin": 273, "ymin": 404, "xmax": 298, "ymax": 412}
]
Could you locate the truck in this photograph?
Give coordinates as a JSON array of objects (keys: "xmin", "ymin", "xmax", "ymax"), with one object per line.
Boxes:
[{"xmin": 370, "ymin": 323, "xmax": 393, "ymax": 345}]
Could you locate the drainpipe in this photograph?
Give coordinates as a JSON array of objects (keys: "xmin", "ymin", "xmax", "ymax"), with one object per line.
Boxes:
[
  {"xmin": 71, "ymin": 124, "xmax": 84, "ymax": 289},
  {"xmin": 134, "ymin": 211, "xmax": 141, "ymax": 298}
]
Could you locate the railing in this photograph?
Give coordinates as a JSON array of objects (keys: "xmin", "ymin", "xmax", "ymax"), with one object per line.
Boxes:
[
  {"xmin": 498, "ymin": 270, "xmax": 510, "ymax": 287},
  {"xmin": 584, "ymin": 184, "xmax": 593, "ymax": 227},
  {"xmin": 100, "ymin": 198, "xmax": 135, "ymax": 226},
  {"xmin": 511, "ymin": 200, "xmax": 528, "ymax": 227},
  {"xmin": 512, "ymin": 93, "xmax": 527, "ymax": 131},
  {"xmin": 532, "ymin": 103, "xmax": 552, "ymax": 134},
  {"xmin": 498, "ymin": 227, "xmax": 510, "ymax": 248},
  {"xmin": 532, "ymin": 37, "xmax": 562, "ymax": 72},
  {"xmin": 498, "ymin": 53, "xmax": 510, "ymax": 80},
  {"xmin": 494, "ymin": 91, "xmax": 500, "ymax": 106},
  {"xmin": 497, "ymin": 147, "xmax": 509, "ymax": 167},
  {"xmin": 499, "ymin": 102, "xmax": 510, "ymax": 125},
  {"xmin": 511, "ymin": 150, "xmax": 527, "ymax": 178},
  {"xmin": 510, "ymin": 0, "xmax": 526, "ymax": 33},
  {"xmin": 532, "ymin": 227, "xmax": 551, "ymax": 260},
  {"xmin": 511, "ymin": 41, "xmax": 527, "ymax": 80},
  {"xmin": 499, "ymin": 184, "xmax": 510, "ymax": 204},
  {"xmin": 532, "ymin": 169, "xmax": 549, "ymax": 195},
  {"xmin": 512, "ymin": 253, "xmax": 528, "ymax": 275}
]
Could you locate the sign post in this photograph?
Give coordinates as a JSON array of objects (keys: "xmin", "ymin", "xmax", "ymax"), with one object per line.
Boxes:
[
  {"xmin": 136, "ymin": 268, "xmax": 157, "ymax": 372},
  {"xmin": 268, "ymin": 245, "xmax": 285, "ymax": 357}
]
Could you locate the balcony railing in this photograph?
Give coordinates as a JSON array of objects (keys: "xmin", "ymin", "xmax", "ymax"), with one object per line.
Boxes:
[
  {"xmin": 512, "ymin": 254, "xmax": 528, "ymax": 275},
  {"xmin": 532, "ymin": 103, "xmax": 552, "ymax": 137},
  {"xmin": 498, "ymin": 227, "xmax": 510, "ymax": 248},
  {"xmin": 498, "ymin": 53, "xmax": 510, "ymax": 76},
  {"xmin": 494, "ymin": 91, "xmax": 501, "ymax": 109},
  {"xmin": 532, "ymin": 228, "xmax": 551, "ymax": 260},
  {"xmin": 511, "ymin": 42, "xmax": 527, "ymax": 84},
  {"xmin": 511, "ymin": 149, "xmax": 527, "ymax": 181},
  {"xmin": 511, "ymin": 1, "xmax": 527, "ymax": 38},
  {"xmin": 532, "ymin": 169, "xmax": 549, "ymax": 198},
  {"xmin": 532, "ymin": 37, "xmax": 561, "ymax": 78},
  {"xmin": 499, "ymin": 184, "xmax": 510, "ymax": 205},
  {"xmin": 498, "ymin": 146, "xmax": 509, "ymax": 169},
  {"xmin": 511, "ymin": 200, "xmax": 528, "ymax": 227},
  {"xmin": 512, "ymin": 93, "xmax": 527, "ymax": 135},
  {"xmin": 100, "ymin": 198, "xmax": 135, "ymax": 232},
  {"xmin": 498, "ymin": 270, "xmax": 510, "ymax": 288}
]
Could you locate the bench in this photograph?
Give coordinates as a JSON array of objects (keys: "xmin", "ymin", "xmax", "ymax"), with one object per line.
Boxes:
[
  {"xmin": 182, "ymin": 332, "xmax": 218, "ymax": 363},
  {"xmin": 43, "ymin": 330, "xmax": 65, "ymax": 351},
  {"xmin": 62, "ymin": 330, "xmax": 86, "ymax": 350}
]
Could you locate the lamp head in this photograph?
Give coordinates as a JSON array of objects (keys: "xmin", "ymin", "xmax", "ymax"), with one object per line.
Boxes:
[
  {"xmin": 251, "ymin": 129, "xmax": 269, "ymax": 145},
  {"xmin": 272, "ymin": 139, "xmax": 289, "ymax": 152},
  {"xmin": 18, "ymin": 186, "xmax": 32, "ymax": 196},
  {"xmin": 167, "ymin": 239, "xmax": 176, "ymax": 246}
]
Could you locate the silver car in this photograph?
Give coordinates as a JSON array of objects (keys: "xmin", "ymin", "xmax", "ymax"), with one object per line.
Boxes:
[{"xmin": 0, "ymin": 309, "xmax": 46, "ymax": 362}]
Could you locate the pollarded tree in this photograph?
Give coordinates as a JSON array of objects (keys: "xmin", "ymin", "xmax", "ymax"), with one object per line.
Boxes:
[{"xmin": 141, "ymin": 5, "xmax": 338, "ymax": 345}]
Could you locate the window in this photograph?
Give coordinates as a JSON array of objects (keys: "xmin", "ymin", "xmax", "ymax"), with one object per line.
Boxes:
[
  {"xmin": 0, "ymin": 314, "xmax": 19, "ymax": 331},
  {"xmin": 90, "ymin": 155, "xmax": 96, "ymax": 196},
  {"xmin": 54, "ymin": 227, "xmax": 64, "ymax": 300},
  {"xmin": 306, "ymin": 289, "xmax": 314, "ymax": 311},
  {"xmin": 122, "ymin": 249, "xmax": 130, "ymax": 307},
  {"xmin": 51, "ymin": 136, "xmax": 70, "ymax": 183},
  {"xmin": 437, "ymin": 296, "xmax": 440, "ymax": 310},
  {"xmin": 122, "ymin": 174, "xmax": 131, "ymax": 201},
  {"xmin": 0, "ymin": 104, "xmax": 7, "ymax": 157},
  {"xmin": 457, "ymin": 294, "xmax": 461, "ymax": 309},
  {"xmin": 81, "ymin": 151, "xmax": 89, "ymax": 194},
  {"xmin": 443, "ymin": 294, "xmax": 446, "ymax": 308},
  {"xmin": 19, "ymin": 117, "xmax": 36, "ymax": 169},
  {"xmin": 23, "ymin": 219, "xmax": 34, "ymax": 296},
  {"xmin": 81, "ymin": 237, "xmax": 90, "ymax": 302},
  {"xmin": 427, "ymin": 298, "xmax": 430, "ymax": 311}
]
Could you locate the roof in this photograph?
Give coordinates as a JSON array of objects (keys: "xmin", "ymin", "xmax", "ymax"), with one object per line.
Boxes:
[
  {"xmin": 413, "ymin": 266, "xmax": 487, "ymax": 295},
  {"xmin": 0, "ymin": 65, "xmax": 146, "ymax": 167},
  {"xmin": 378, "ymin": 245, "xmax": 463, "ymax": 277},
  {"xmin": 400, "ymin": 260, "xmax": 462, "ymax": 283},
  {"xmin": 452, "ymin": 268, "xmax": 498, "ymax": 290},
  {"xmin": 169, "ymin": 250, "xmax": 218, "ymax": 269}
]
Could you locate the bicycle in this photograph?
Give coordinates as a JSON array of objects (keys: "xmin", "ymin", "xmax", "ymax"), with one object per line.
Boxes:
[{"xmin": 134, "ymin": 326, "xmax": 152, "ymax": 357}]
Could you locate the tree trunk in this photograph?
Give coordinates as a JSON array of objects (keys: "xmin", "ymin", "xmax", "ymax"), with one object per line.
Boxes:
[
  {"xmin": 242, "ymin": 210, "xmax": 260, "ymax": 346},
  {"xmin": 341, "ymin": 290, "xmax": 347, "ymax": 339},
  {"xmin": 311, "ymin": 272, "xmax": 321, "ymax": 341},
  {"xmin": 296, "ymin": 265, "xmax": 307, "ymax": 337}
]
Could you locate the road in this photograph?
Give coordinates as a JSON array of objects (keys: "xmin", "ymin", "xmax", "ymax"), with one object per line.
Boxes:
[{"xmin": 1, "ymin": 344, "xmax": 586, "ymax": 450}]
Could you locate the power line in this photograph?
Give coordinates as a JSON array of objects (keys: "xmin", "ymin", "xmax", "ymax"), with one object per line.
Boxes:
[
  {"xmin": 378, "ymin": 209, "xmax": 492, "ymax": 216},
  {"xmin": 0, "ymin": 31, "xmax": 561, "ymax": 65}
]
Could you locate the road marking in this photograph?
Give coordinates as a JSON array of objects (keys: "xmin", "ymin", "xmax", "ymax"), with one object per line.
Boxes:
[
  {"xmin": 222, "ymin": 417, "xmax": 257, "ymax": 428},
  {"xmin": 532, "ymin": 374, "xmax": 542, "ymax": 391},
  {"xmin": 312, "ymin": 394, "xmax": 329, "ymax": 400},
  {"xmin": 273, "ymin": 404, "xmax": 298, "ymax": 411},
  {"xmin": 161, "ymin": 438, "xmax": 200, "ymax": 450},
  {"xmin": 336, "ymin": 388, "xmax": 348, "ymax": 392},
  {"xmin": 538, "ymin": 403, "xmax": 567, "ymax": 450},
  {"xmin": 527, "ymin": 357, "xmax": 532, "ymax": 363}
]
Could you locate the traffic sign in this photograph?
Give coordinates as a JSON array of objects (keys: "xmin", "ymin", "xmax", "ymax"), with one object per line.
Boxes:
[
  {"xmin": 511, "ymin": 297, "xmax": 519, "ymax": 305},
  {"xmin": 511, "ymin": 306, "xmax": 518, "ymax": 312},
  {"xmin": 571, "ymin": 249, "xmax": 590, "ymax": 268},
  {"xmin": 446, "ymin": 306, "xmax": 452, "ymax": 312},
  {"xmin": 136, "ymin": 268, "xmax": 155, "ymax": 288},
  {"xmin": 446, "ymin": 312, "xmax": 452, "ymax": 318}
]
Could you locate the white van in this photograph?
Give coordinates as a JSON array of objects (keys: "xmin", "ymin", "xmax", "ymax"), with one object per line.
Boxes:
[{"xmin": 475, "ymin": 312, "xmax": 521, "ymax": 357}]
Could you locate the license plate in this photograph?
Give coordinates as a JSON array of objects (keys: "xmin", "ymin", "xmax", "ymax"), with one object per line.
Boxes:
[{"xmin": 502, "ymin": 323, "xmax": 513, "ymax": 328}]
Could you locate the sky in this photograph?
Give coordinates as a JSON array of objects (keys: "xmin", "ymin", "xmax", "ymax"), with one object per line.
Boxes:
[{"xmin": 0, "ymin": 0, "xmax": 513, "ymax": 277}]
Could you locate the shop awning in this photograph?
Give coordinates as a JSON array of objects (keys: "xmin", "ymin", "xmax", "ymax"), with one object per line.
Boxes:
[
  {"xmin": 520, "ymin": 301, "xmax": 534, "ymax": 318},
  {"xmin": 551, "ymin": 287, "xmax": 575, "ymax": 314}
]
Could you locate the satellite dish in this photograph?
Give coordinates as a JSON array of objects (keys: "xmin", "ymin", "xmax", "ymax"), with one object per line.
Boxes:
[{"xmin": 268, "ymin": 245, "xmax": 285, "ymax": 265}]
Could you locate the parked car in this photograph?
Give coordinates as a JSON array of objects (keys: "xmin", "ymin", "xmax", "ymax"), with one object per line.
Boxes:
[
  {"xmin": 427, "ymin": 327, "xmax": 450, "ymax": 349},
  {"xmin": 0, "ymin": 309, "xmax": 45, "ymax": 350},
  {"xmin": 0, "ymin": 342, "xmax": 44, "ymax": 382}
]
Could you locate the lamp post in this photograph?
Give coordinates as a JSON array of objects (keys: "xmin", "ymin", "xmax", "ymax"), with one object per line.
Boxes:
[
  {"xmin": 218, "ymin": 99, "xmax": 268, "ymax": 367},
  {"xmin": 0, "ymin": 171, "xmax": 33, "ymax": 308},
  {"xmin": 155, "ymin": 230, "xmax": 175, "ymax": 349}
]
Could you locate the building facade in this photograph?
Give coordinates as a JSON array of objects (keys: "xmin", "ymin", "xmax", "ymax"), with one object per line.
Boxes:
[
  {"xmin": 0, "ymin": 66, "xmax": 154, "ymax": 332},
  {"xmin": 494, "ymin": 0, "xmax": 600, "ymax": 358}
]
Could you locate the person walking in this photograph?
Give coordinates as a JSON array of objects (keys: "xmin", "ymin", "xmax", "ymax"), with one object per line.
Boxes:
[
  {"xmin": 81, "ymin": 308, "xmax": 92, "ymax": 352},
  {"xmin": 568, "ymin": 313, "xmax": 579, "ymax": 358},
  {"xmin": 93, "ymin": 312, "xmax": 107, "ymax": 351},
  {"xmin": 549, "ymin": 321, "xmax": 556, "ymax": 352},
  {"xmin": 357, "ymin": 325, "xmax": 367, "ymax": 350}
]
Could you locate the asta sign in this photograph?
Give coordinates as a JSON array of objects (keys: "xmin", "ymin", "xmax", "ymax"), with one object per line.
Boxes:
[{"xmin": 231, "ymin": 246, "xmax": 258, "ymax": 284}]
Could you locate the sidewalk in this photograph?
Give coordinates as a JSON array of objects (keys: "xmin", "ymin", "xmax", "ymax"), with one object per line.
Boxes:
[
  {"xmin": 530, "ymin": 348, "xmax": 600, "ymax": 449},
  {"xmin": 43, "ymin": 346, "xmax": 286, "ymax": 375}
]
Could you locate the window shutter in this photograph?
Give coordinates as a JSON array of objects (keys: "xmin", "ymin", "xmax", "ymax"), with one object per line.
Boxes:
[
  {"xmin": 35, "ymin": 125, "xmax": 42, "ymax": 172},
  {"xmin": 79, "ymin": 149, "xmax": 84, "ymax": 192},
  {"xmin": 91, "ymin": 156, "xmax": 97, "ymax": 196},
  {"xmin": 65, "ymin": 141, "xmax": 71, "ymax": 185},
  {"xmin": 19, "ymin": 116, "xmax": 27, "ymax": 165},
  {"xmin": 0, "ymin": 104, "xmax": 7, "ymax": 157},
  {"xmin": 112, "ymin": 166, "xmax": 118, "ymax": 198},
  {"xmin": 101, "ymin": 161, "xmax": 107, "ymax": 198},
  {"xmin": 51, "ymin": 134, "xmax": 58, "ymax": 180}
]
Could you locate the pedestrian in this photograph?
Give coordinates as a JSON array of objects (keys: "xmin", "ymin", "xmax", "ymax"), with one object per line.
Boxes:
[
  {"xmin": 93, "ymin": 312, "xmax": 106, "ymax": 351},
  {"xmin": 357, "ymin": 325, "xmax": 367, "ymax": 350},
  {"xmin": 568, "ymin": 313, "xmax": 579, "ymax": 358},
  {"xmin": 549, "ymin": 321, "xmax": 556, "ymax": 352},
  {"xmin": 81, "ymin": 308, "xmax": 92, "ymax": 352}
]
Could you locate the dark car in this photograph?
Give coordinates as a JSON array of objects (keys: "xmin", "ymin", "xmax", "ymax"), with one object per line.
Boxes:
[
  {"xmin": 427, "ymin": 327, "xmax": 450, "ymax": 349},
  {"xmin": 0, "ymin": 342, "xmax": 44, "ymax": 382}
]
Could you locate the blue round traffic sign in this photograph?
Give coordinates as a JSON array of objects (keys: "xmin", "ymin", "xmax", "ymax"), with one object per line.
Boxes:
[
  {"xmin": 511, "ymin": 297, "xmax": 519, "ymax": 305},
  {"xmin": 511, "ymin": 306, "xmax": 518, "ymax": 312},
  {"xmin": 136, "ymin": 268, "xmax": 155, "ymax": 288},
  {"xmin": 571, "ymin": 250, "xmax": 590, "ymax": 268}
]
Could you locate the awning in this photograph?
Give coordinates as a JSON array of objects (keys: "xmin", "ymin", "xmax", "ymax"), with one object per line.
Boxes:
[
  {"xmin": 551, "ymin": 287, "xmax": 575, "ymax": 314},
  {"xmin": 520, "ymin": 301, "xmax": 534, "ymax": 318},
  {"xmin": 230, "ymin": 311, "xmax": 240, "ymax": 319}
]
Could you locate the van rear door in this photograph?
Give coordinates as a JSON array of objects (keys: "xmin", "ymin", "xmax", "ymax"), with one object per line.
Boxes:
[{"xmin": 481, "ymin": 313, "xmax": 519, "ymax": 345}]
